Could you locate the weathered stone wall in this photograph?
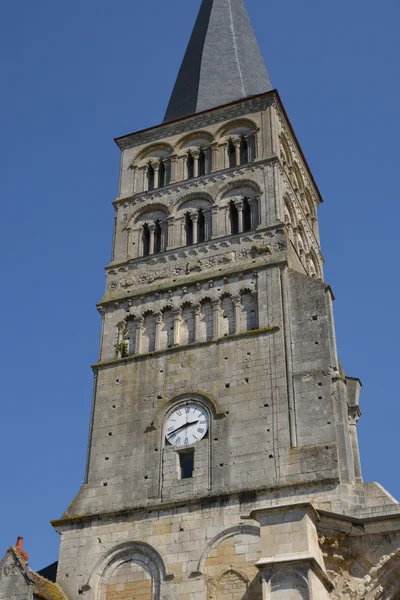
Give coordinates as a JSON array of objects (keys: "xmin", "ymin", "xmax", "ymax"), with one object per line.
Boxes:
[{"xmin": 53, "ymin": 93, "xmax": 400, "ymax": 600}]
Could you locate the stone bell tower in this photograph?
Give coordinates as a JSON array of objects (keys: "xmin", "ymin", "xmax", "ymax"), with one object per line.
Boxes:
[{"xmin": 48, "ymin": 1, "xmax": 400, "ymax": 600}]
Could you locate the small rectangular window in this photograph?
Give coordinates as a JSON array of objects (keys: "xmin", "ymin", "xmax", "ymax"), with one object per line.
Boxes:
[{"xmin": 179, "ymin": 450, "xmax": 194, "ymax": 479}]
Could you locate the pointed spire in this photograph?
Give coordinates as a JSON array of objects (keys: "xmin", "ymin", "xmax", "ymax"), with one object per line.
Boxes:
[{"xmin": 164, "ymin": 0, "xmax": 272, "ymax": 123}]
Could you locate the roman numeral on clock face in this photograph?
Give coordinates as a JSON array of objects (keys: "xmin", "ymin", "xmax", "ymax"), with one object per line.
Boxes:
[{"xmin": 165, "ymin": 403, "xmax": 209, "ymax": 447}]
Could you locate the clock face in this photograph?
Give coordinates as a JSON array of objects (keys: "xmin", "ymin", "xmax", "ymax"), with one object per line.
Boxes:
[{"xmin": 165, "ymin": 404, "xmax": 209, "ymax": 447}]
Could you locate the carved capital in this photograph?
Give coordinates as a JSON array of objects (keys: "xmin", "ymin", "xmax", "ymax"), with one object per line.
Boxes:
[{"xmin": 232, "ymin": 137, "xmax": 242, "ymax": 148}]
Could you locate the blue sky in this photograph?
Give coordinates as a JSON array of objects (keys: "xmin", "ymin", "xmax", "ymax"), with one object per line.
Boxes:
[{"xmin": 0, "ymin": 0, "xmax": 399, "ymax": 571}]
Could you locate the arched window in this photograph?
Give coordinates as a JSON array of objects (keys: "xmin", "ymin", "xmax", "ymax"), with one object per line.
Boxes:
[
  {"xmin": 198, "ymin": 209, "xmax": 205, "ymax": 243},
  {"xmin": 142, "ymin": 223, "xmax": 150, "ymax": 256},
  {"xmin": 199, "ymin": 148, "xmax": 206, "ymax": 176},
  {"xmin": 159, "ymin": 160, "xmax": 166, "ymax": 188},
  {"xmin": 228, "ymin": 139, "xmax": 236, "ymax": 168},
  {"xmin": 154, "ymin": 220, "xmax": 162, "ymax": 254},
  {"xmin": 147, "ymin": 163, "xmax": 155, "ymax": 191},
  {"xmin": 185, "ymin": 212, "xmax": 193, "ymax": 246},
  {"xmin": 187, "ymin": 152, "xmax": 194, "ymax": 179},
  {"xmin": 243, "ymin": 198, "xmax": 252, "ymax": 232},
  {"xmin": 229, "ymin": 201, "xmax": 239, "ymax": 235},
  {"xmin": 240, "ymin": 135, "xmax": 249, "ymax": 165}
]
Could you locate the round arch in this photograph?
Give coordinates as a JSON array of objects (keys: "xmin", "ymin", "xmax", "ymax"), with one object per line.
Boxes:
[
  {"xmin": 130, "ymin": 203, "xmax": 171, "ymax": 226},
  {"xmin": 174, "ymin": 130, "xmax": 214, "ymax": 150},
  {"xmin": 133, "ymin": 142, "xmax": 174, "ymax": 165},
  {"xmin": 86, "ymin": 541, "xmax": 172, "ymax": 600},
  {"xmin": 197, "ymin": 524, "xmax": 260, "ymax": 574},
  {"xmin": 216, "ymin": 118, "xmax": 258, "ymax": 140},
  {"xmin": 153, "ymin": 391, "xmax": 223, "ymax": 431},
  {"xmin": 217, "ymin": 179, "xmax": 261, "ymax": 202},
  {"xmin": 173, "ymin": 192, "xmax": 214, "ymax": 211}
]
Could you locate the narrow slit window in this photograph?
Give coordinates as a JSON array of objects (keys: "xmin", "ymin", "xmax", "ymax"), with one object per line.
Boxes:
[
  {"xmin": 185, "ymin": 212, "xmax": 193, "ymax": 246},
  {"xmin": 180, "ymin": 451, "xmax": 194, "ymax": 479},
  {"xmin": 142, "ymin": 223, "xmax": 150, "ymax": 256},
  {"xmin": 147, "ymin": 163, "xmax": 155, "ymax": 190},
  {"xmin": 240, "ymin": 135, "xmax": 249, "ymax": 165},
  {"xmin": 198, "ymin": 208, "xmax": 205, "ymax": 243},
  {"xmin": 243, "ymin": 198, "xmax": 252, "ymax": 232},
  {"xmin": 228, "ymin": 139, "xmax": 236, "ymax": 168},
  {"xmin": 229, "ymin": 200, "xmax": 239, "ymax": 235},
  {"xmin": 187, "ymin": 152, "xmax": 194, "ymax": 179},
  {"xmin": 154, "ymin": 220, "xmax": 162, "ymax": 254},
  {"xmin": 199, "ymin": 148, "xmax": 206, "ymax": 176},
  {"xmin": 159, "ymin": 160, "xmax": 166, "ymax": 188}
]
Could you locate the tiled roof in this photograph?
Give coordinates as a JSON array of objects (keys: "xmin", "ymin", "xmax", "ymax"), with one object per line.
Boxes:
[
  {"xmin": 29, "ymin": 569, "xmax": 69, "ymax": 600},
  {"xmin": 164, "ymin": 0, "xmax": 272, "ymax": 122}
]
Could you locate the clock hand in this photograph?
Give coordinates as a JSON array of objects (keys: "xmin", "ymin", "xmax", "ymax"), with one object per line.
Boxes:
[{"xmin": 169, "ymin": 420, "xmax": 199, "ymax": 436}]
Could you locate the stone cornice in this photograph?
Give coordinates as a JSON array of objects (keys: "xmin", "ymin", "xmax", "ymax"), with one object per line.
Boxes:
[
  {"xmin": 112, "ymin": 157, "xmax": 278, "ymax": 208},
  {"xmin": 51, "ymin": 478, "xmax": 340, "ymax": 530},
  {"xmin": 114, "ymin": 91, "xmax": 276, "ymax": 151},
  {"xmin": 92, "ymin": 326, "xmax": 280, "ymax": 371},
  {"xmin": 105, "ymin": 223, "xmax": 283, "ymax": 272}
]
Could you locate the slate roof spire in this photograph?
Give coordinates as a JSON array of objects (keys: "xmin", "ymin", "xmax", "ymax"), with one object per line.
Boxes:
[{"xmin": 164, "ymin": 0, "xmax": 272, "ymax": 123}]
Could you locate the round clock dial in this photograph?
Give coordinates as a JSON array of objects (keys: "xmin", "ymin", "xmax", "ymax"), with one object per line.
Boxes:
[{"xmin": 165, "ymin": 404, "xmax": 209, "ymax": 447}]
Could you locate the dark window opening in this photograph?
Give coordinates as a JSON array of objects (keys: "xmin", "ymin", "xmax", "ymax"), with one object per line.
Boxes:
[
  {"xmin": 148, "ymin": 163, "xmax": 155, "ymax": 190},
  {"xmin": 187, "ymin": 152, "xmax": 194, "ymax": 179},
  {"xmin": 198, "ymin": 209, "xmax": 205, "ymax": 242},
  {"xmin": 185, "ymin": 212, "xmax": 193, "ymax": 246},
  {"xmin": 228, "ymin": 139, "xmax": 236, "ymax": 168},
  {"xmin": 154, "ymin": 220, "xmax": 162, "ymax": 254},
  {"xmin": 240, "ymin": 136, "xmax": 249, "ymax": 165},
  {"xmin": 229, "ymin": 200, "xmax": 239, "ymax": 235},
  {"xmin": 142, "ymin": 223, "xmax": 150, "ymax": 256},
  {"xmin": 180, "ymin": 451, "xmax": 194, "ymax": 479},
  {"xmin": 243, "ymin": 198, "xmax": 252, "ymax": 232},
  {"xmin": 159, "ymin": 160, "xmax": 166, "ymax": 188},
  {"xmin": 199, "ymin": 148, "xmax": 206, "ymax": 176}
]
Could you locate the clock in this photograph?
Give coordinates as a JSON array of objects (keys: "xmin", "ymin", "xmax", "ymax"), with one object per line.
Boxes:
[{"xmin": 165, "ymin": 404, "xmax": 209, "ymax": 447}]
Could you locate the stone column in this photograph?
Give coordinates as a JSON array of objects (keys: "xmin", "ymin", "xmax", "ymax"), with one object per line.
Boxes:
[
  {"xmin": 233, "ymin": 137, "xmax": 241, "ymax": 166},
  {"xmin": 346, "ymin": 377, "xmax": 363, "ymax": 482},
  {"xmin": 152, "ymin": 162, "xmax": 160, "ymax": 189},
  {"xmin": 252, "ymin": 129, "xmax": 260, "ymax": 159},
  {"xmin": 245, "ymin": 135, "xmax": 253, "ymax": 162},
  {"xmin": 173, "ymin": 309, "xmax": 182, "ymax": 346},
  {"xmin": 194, "ymin": 305, "xmax": 201, "ymax": 342},
  {"xmin": 170, "ymin": 154, "xmax": 178, "ymax": 183},
  {"xmin": 233, "ymin": 295, "xmax": 241, "ymax": 334},
  {"xmin": 154, "ymin": 313, "xmax": 162, "ymax": 351},
  {"xmin": 210, "ymin": 206, "xmax": 219, "ymax": 238},
  {"xmin": 349, "ymin": 408, "xmax": 363, "ymax": 482},
  {"xmin": 210, "ymin": 142, "xmax": 219, "ymax": 172},
  {"xmin": 203, "ymin": 208, "xmax": 211, "ymax": 241},
  {"xmin": 166, "ymin": 216, "xmax": 175, "ymax": 250},
  {"xmin": 132, "ymin": 166, "xmax": 138, "ymax": 194},
  {"xmin": 253, "ymin": 194, "xmax": 261, "ymax": 228},
  {"xmin": 179, "ymin": 155, "xmax": 186, "ymax": 181},
  {"xmin": 160, "ymin": 220, "xmax": 167, "ymax": 252},
  {"xmin": 192, "ymin": 149, "xmax": 200, "ymax": 178},
  {"xmin": 211, "ymin": 299, "xmax": 220, "ymax": 340},
  {"xmin": 135, "ymin": 317, "xmax": 144, "ymax": 355},
  {"xmin": 235, "ymin": 199, "xmax": 244, "ymax": 233},
  {"xmin": 148, "ymin": 222, "xmax": 156, "ymax": 255},
  {"xmin": 142, "ymin": 165, "xmax": 149, "ymax": 192},
  {"xmin": 191, "ymin": 211, "xmax": 199, "ymax": 244},
  {"xmin": 249, "ymin": 503, "xmax": 333, "ymax": 600}
]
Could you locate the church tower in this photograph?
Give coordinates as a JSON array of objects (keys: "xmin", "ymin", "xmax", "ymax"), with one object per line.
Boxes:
[{"xmin": 46, "ymin": 2, "xmax": 400, "ymax": 599}]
